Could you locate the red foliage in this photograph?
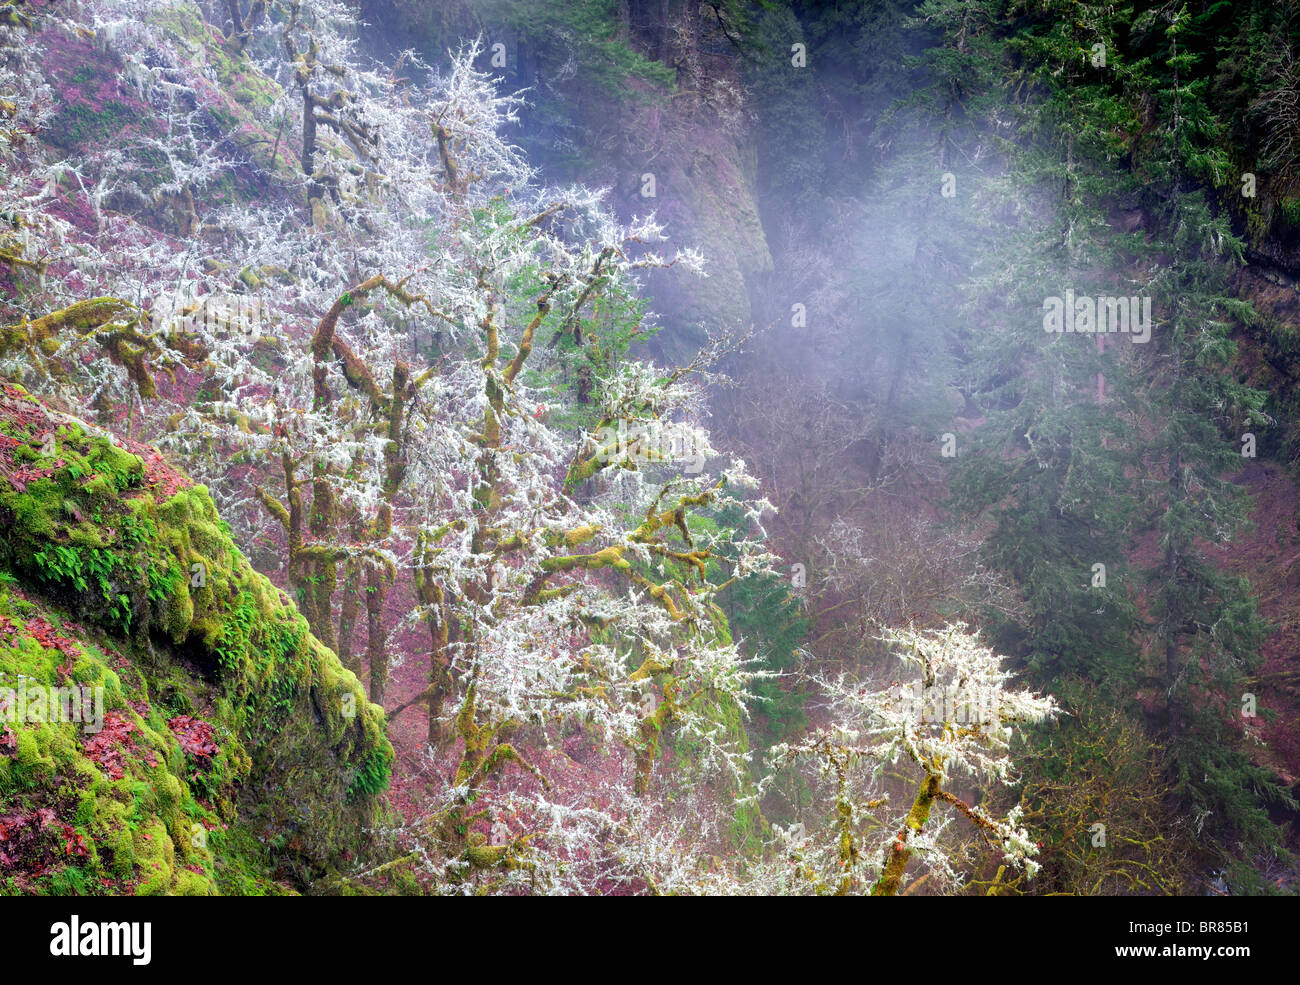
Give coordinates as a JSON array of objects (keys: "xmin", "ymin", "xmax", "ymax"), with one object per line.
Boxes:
[
  {"xmin": 0, "ymin": 385, "xmax": 47, "ymax": 436},
  {"xmin": 0, "ymin": 392, "xmax": 61, "ymax": 489},
  {"xmin": 5, "ymin": 461, "xmax": 60, "ymax": 492},
  {"xmin": 0, "ymin": 806, "xmax": 59, "ymax": 870},
  {"xmin": 113, "ymin": 437, "xmax": 190, "ymax": 500},
  {"xmin": 25, "ymin": 615, "xmax": 81, "ymax": 658},
  {"xmin": 82, "ymin": 711, "xmax": 138, "ymax": 780},
  {"xmin": 60, "ymin": 823, "xmax": 88, "ymax": 858},
  {"xmin": 168, "ymin": 715, "xmax": 218, "ymax": 766}
]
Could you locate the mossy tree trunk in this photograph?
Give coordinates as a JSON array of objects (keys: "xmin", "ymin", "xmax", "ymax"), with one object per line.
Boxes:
[
  {"xmin": 336, "ymin": 516, "xmax": 363, "ymax": 676},
  {"xmin": 871, "ymin": 768, "xmax": 942, "ymax": 897}
]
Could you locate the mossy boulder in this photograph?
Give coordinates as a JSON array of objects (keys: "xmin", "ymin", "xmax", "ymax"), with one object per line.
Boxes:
[{"xmin": 0, "ymin": 382, "xmax": 391, "ymax": 895}]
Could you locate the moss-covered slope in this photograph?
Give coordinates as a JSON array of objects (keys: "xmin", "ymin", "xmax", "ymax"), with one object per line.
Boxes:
[{"xmin": 0, "ymin": 382, "xmax": 391, "ymax": 895}]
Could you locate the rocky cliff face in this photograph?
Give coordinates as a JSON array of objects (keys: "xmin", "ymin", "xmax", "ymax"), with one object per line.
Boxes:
[
  {"xmin": 0, "ymin": 382, "xmax": 391, "ymax": 895},
  {"xmin": 609, "ymin": 84, "xmax": 773, "ymax": 363}
]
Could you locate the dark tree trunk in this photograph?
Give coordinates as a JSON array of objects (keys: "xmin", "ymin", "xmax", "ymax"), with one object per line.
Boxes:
[{"xmin": 365, "ymin": 563, "xmax": 388, "ymax": 705}]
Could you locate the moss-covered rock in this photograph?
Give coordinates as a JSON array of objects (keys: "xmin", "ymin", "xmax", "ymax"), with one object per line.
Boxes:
[{"xmin": 0, "ymin": 382, "xmax": 391, "ymax": 895}]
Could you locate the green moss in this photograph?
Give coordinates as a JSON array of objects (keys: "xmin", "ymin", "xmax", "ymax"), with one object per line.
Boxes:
[
  {"xmin": 0, "ymin": 384, "xmax": 391, "ymax": 895},
  {"xmin": 346, "ymin": 745, "xmax": 392, "ymax": 802},
  {"xmin": 45, "ymin": 100, "xmax": 143, "ymax": 151}
]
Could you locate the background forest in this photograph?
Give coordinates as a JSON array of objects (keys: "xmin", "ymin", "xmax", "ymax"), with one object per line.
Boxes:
[{"xmin": 1, "ymin": 0, "xmax": 1298, "ymax": 896}]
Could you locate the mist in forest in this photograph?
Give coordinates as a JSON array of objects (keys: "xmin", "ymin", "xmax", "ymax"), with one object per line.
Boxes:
[{"xmin": 0, "ymin": 0, "xmax": 1295, "ymax": 925}]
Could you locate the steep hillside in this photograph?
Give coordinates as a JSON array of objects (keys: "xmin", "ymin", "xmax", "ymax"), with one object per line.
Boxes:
[{"xmin": 0, "ymin": 382, "xmax": 391, "ymax": 895}]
